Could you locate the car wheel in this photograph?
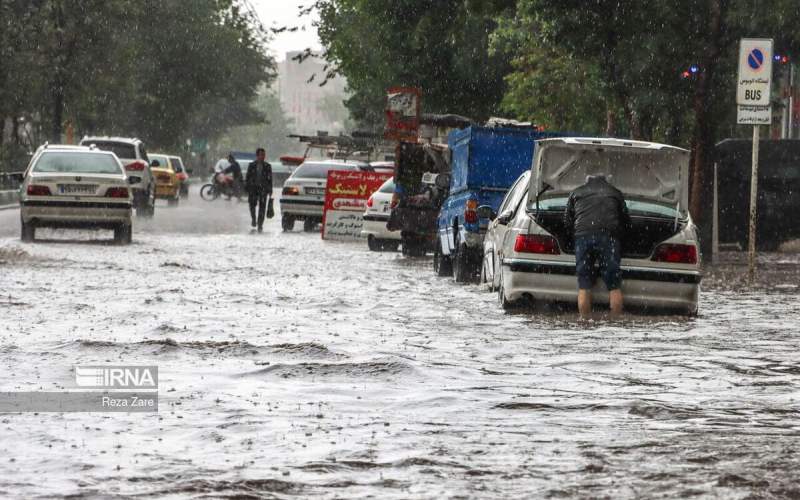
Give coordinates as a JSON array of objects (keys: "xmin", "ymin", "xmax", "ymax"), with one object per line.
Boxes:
[
  {"xmin": 114, "ymin": 224, "xmax": 132, "ymax": 245},
  {"xmin": 281, "ymin": 214, "xmax": 295, "ymax": 232},
  {"xmin": 481, "ymin": 258, "xmax": 495, "ymax": 292},
  {"xmin": 367, "ymin": 235, "xmax": 381, "ymax": 251},
  {"xmin": 433, "ymin": 242, "xmax": 453, "ymax": 276},
  {"xmin": 303, "ymin": 218, "xmax": 317, "ymax": 232},
  {"xmin": 498, "ymin": 270, "xmax": 518, "ymax": 311},
  {"xmin": 20, "ymin": 219, "xmax": 35, "ymax": 242}
]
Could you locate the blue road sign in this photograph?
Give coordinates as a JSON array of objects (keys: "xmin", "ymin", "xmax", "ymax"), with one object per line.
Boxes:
[{"xmin": 747, "ymin": 49, "xmax": 765, "ymax": 70}]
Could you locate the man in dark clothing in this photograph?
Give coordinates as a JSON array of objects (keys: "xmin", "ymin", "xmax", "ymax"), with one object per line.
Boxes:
[
  {"xmin": 245, "ymin": 148, "xmax": 273, "ymax": 232},
  {"xmin": 223, "ymin": 154, "xmax": 244, "ymax": 198},
  {"xmin": 564, "ymin": 174, "xmax": 630, "ymax": 317}
]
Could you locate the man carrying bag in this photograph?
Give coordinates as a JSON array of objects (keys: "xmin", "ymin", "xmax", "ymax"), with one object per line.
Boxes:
[{"xmin": 245, "ymin": 147, "xmax": 274, "ymax": 232}]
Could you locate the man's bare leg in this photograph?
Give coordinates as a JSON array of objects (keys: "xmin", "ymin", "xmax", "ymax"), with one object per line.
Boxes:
[
  {"xmin": 578, "ymin": 289, "xmax": 592, "ymax": 318},
  {"xmin": 609, "ymin": 289, "xmax": 623, "ymax": 316}
]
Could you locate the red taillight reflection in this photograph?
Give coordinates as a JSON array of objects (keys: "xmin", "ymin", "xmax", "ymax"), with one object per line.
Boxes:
[
  {"xmin": 514, "ymin": 234, "xmax": 560, "ymax": 254},
  {"xmin": 126, "ymin": 161, "xmax": 146, "ymax": 171},
  {"xmin": 464, "ymin": 210, "xmax": 478, "ymax": 223},
  {"xmin": 366, "ymin": 196, "xmax": 373, "ymax": 208},
  {"xmin": 652, "ymin": 243, "xmax": 697, "ymax": 264},
  {"xmin": 27, "ymin": 185, "xmax": 51, "ymax": 196},
  {"xmin": 105, "ymin": 187, "xmax": 129, "ymax": 198}
]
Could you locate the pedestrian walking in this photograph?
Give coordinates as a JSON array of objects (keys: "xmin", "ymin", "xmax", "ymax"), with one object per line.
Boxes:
[
  {"xmin": 245, "ymin": 147, "xmax": 273, "ymax": 232},
  {"xmin": 564, "ymin": 174, "xmax": 631, "ymax": 318}
]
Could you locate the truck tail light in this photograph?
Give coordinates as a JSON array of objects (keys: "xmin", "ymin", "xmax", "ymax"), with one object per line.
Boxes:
[
  {"xmin": 514, "ymin": 234, "xmax": 560, "ymax": 255},
  {"xmin": 126, "ymin": 161, "xmax": 146, "ymax": 171},
  {"xmin": 464, "ymin": 198, "xmax": 479, "ymax": 223},
  {"xmin": 652, "ymin": 243, "xmax": 697, "ymax": 264},
  {"xmin": 105, "ymin": 187, "xmax": 129, "ymax": 198},
  {"xmin": 366, "ymin": 196, "xmax": 373, "ymax": 208},
  {"xmin": 27, "ymin": 185, "xmax": 51, "ymax": 196},
  {"xmin": 282, "ymin": 186, "xmax": 299, "ymax": 195}
]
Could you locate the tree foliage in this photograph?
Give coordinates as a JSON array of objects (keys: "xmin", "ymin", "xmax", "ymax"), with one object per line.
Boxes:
[{"xmin": 0, "ymin": 0, "xmax": 276, "ymax": 157}]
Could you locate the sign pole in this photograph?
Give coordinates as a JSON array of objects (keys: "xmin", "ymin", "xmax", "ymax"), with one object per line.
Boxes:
[
  {"xmin": 748, "ymin": 125, "xmax": 759, "ymax": 282},
  {"xmin": 712, "ymin": 162, "xmax": 719, "ymax": 266}
]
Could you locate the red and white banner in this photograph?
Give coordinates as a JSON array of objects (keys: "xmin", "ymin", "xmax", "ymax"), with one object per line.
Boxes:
[
  {"xmin": 322, "ymin": 170, "xmax": 393, "ymax": 241},
  {"xmin": 384, "ymin": 86, "xmax": 421, "ymax": 142}
]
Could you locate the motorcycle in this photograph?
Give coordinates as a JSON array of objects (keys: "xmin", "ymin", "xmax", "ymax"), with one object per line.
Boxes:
[{"xmin": 200, "ymin": 172, "xmax": 244, "ymax": 201}]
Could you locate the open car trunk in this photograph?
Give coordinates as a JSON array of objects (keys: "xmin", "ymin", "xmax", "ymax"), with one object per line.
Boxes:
[{"xmin": 535, "ymin": 209, "xmax": 683, "ymax": 259}]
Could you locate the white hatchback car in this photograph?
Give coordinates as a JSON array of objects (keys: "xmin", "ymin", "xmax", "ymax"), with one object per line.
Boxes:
[
  {"xmin": 481, "ymin": 137, "xmax": 702, "ymax": 315},
  {"xmin": 361, "ymin": 177, "xmax": 400, "ymax": 251},
  {"xmin": 280, "ymin": 160, "xmax": 366, "ymax": 232},
  {"xmin": 19, "ymin": 144, "xmax": 134, "ymax": 244}
]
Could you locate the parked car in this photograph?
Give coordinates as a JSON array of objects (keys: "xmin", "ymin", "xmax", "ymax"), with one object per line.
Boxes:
[
  {"xmin": 148, "ymin": 154, "xmax": 181, "ymax": 206},
  {"xmin": 169, "ymin": 155, "xmax": 190, "ymax": 198},
  {"xmin": 19, "ymin": 144, "xmax": 133, "ymax": 244},
  {"xmin": 280, "ymin": 160, "xmax": 366, "ymax": 232},
  {"xmin": 79, "ymin": 136, "xmax": 155, "ymax": 217},
  {"xmin": 481, "ymin": 137, "xmax": 702, "ymax": 315},
  {"xmin": 436, "ymin": 126, "xmax": 564, "ymax": 282},
  {"xmin": 361, "ymin": 177, "xmax": 400, "ymax": 251}
]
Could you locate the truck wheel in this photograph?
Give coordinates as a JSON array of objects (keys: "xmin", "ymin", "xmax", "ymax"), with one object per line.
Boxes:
[
  {"xmin": 433, "ymin": 243, "xmax": 453, "ymax": 276},
  {"xmin": 453, "ymin": 243, "xmax": 475, "ymax": 283},
  {"xmin": 20, "ymin": 219, "xmax": 35, "ymax": 242},
  {"xmin": 281, "ymin": 215, "xmax": 295, "ymax": 232},
  {"xmin": 303, "ymin": 219, "xmax": 317, "ymax": 232},
  {"xmin": 114, "ymin": 224, "xmax": 132, "ymax": 245}
]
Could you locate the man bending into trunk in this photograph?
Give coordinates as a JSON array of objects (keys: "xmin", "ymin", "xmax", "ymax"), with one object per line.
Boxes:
[{"xmin": 564, "ymin": 174, "xmax": 630, "ymax": 318}]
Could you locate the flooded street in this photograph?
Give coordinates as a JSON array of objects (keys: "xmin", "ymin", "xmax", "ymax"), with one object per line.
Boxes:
[{"xmin": 1, "ymin": 191, "xmax": 799, "ymax": 499}]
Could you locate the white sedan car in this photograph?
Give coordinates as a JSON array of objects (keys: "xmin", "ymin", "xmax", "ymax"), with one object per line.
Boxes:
[
  {"xmin": 361, "ymin": 177, "xmax": 400, "ymax": 251},
  {"xmin": 481, "ymin": 137, "xmax": 701, "ymax": 315},
  {"xmin": 19, "ymin": 145, "xmax": 134, "ymax": 244}
]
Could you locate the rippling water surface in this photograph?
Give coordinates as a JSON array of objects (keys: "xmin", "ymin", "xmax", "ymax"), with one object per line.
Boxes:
[{"xmin": 0, "ymin": 194, "xmax": 798, "ymax": 499}]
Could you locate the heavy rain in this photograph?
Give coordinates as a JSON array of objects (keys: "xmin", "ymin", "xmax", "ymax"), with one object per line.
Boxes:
[{"xmin": 1, "ymin": 1, "xmax": 800, "ymax": 499}]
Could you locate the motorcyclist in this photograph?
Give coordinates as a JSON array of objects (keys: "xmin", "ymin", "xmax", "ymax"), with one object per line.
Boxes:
[{"xmin": 223, "ymin": 154, "xmax": 244, "ymax": 198}]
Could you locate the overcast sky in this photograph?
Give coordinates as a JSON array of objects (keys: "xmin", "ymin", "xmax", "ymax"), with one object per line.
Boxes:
[{"xmin": 251, "ymin": 0, "xmax": 322, "ymax": 61}]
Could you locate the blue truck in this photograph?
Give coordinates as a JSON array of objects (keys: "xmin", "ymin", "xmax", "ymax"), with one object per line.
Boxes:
[{"xmin": 434, "ymin": 127, "xmax": 564, "ymax": 282}]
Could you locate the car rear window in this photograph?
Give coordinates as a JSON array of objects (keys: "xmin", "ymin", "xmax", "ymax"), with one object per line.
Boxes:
[
  {"xmin": 534, "ymin": 196, "xmax": 679, "ymax": 218},
  {"xmin": 292, "ymin": 162, "xmax": 358, "ymax": 179},
  {"xmin": 149, "ymin": 155, "xmax": 170, "ymax": 168},
  {"xmin": 83, "ymin": 141, "xmax": 136, "ymax": 160},
  {"xmin": 33, "ymin": 152, "xmax": 122, "ymax": 174},
  {"xmin": 379, "ymin": 179, "xmax": 395, "ymax": 193}
]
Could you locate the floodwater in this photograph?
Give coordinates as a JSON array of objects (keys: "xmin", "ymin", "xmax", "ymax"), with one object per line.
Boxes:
[{"xmin": 1, "ymin": 190, "xmax": 799, "ymax": 499}]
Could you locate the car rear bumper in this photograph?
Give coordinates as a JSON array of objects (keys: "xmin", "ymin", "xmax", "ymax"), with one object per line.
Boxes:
[
  {"xmin": 155, "ymin": 184, "xmax": 179, "ymax": 198},
  {"xmin": 280, "ymin": 198, "xmax": 324, "ymax": 217},
  {"xmin": 502, "ymin": 258, "xmax": 701, "ymax": 312},
  {"xmin": 21, "ymin": 200, "xmax": 132, "ymax": 226},
  {"xmin": 361, "ymin": 214, "xmax": 400, "ymax": 240}
]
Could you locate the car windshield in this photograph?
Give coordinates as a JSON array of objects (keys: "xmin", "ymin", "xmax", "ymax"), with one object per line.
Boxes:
[
  {"xmin": 379, "ymin": 179, "xmax": 395, "ymax": 193},
  {"xmin": 292, "ymin": 162, "xmax": 357, "ymax": 179},
  {"xmin": 532, "ymin": 196, "xmax": 680, "ymax": 218},
  {"xmin": 34, "ymin": 152, "xmax": 122, "ymax": 174},
  {"xmin": 83, "ymin": 141, "xmax": 136, "ymax": 160}
]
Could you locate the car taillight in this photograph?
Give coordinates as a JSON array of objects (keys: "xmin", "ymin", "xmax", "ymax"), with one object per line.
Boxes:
[
  {"xmin": 105, "ymin": 187, "xmax": 129, "ymax": 198},
  {"xmin": 652, "ymin": 243, "xmax": 697, "ymax": 264},
  {"xmin": 27, "ymin": 185, "xmax": 51, "ymax": 196},
  {"xmin": 390, "ymin": 193, "xmax": 399, "ymax": 208},
  {"xmin": 464, "ymin": 198, "xmax": 478, "ymax": 223},
  {"xmin": 176, "ymin": 173, "xmax": 188, "ymax": 181},
  {"xmin": 366, "ymin": 196, "xmax": 373, "ymax": 208},
  {"xmin": 282, "ymin": 186, "xmax": 299, "ymax": 195},
  {"xmin": 514, "ymin": 234, "xmax": 561, "ymax": 254},
  {"xmin": 126, "ymin": 161, "xmax": 146, "ymax": 171}
]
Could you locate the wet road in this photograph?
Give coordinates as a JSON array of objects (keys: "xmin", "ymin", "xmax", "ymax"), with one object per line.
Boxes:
[{"xmin": 1, "ymin": 190, "xmax": 799, "ymax": 499}]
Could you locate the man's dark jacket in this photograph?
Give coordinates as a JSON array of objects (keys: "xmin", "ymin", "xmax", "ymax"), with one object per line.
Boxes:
[
  {"xmin": 223, "ymin": 160, "xmax": 243, "ymax": 182},
  {"xmin": 245, "ymin": 160, "xmax": 273, "ymax": 195},
  {"xmin": 564, "ymin": 176, "xmax": 630, "ymax": 238}
]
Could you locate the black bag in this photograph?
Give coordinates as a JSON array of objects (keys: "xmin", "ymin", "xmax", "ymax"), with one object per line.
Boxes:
[{"xmin": 267, "ymin": 197, "xmax": 275, "ymax": 219}]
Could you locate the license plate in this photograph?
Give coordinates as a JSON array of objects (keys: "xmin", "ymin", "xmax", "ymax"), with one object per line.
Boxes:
[
  {"xmin": 306, "ymin": 188, "xmax": 324, "ymax": 195},
  {"xmin": 58, "ymin": 184, "xmax": 96, "ymax": 195}
]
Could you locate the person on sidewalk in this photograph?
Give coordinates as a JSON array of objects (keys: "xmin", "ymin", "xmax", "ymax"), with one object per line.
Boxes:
[
  {"xmin": 564, "ymin": 174, "xmax": 630, "ymax": 318},
  {"xmin": 245, "ymin": 148, "xmax": 273, "ymax": 232}
]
